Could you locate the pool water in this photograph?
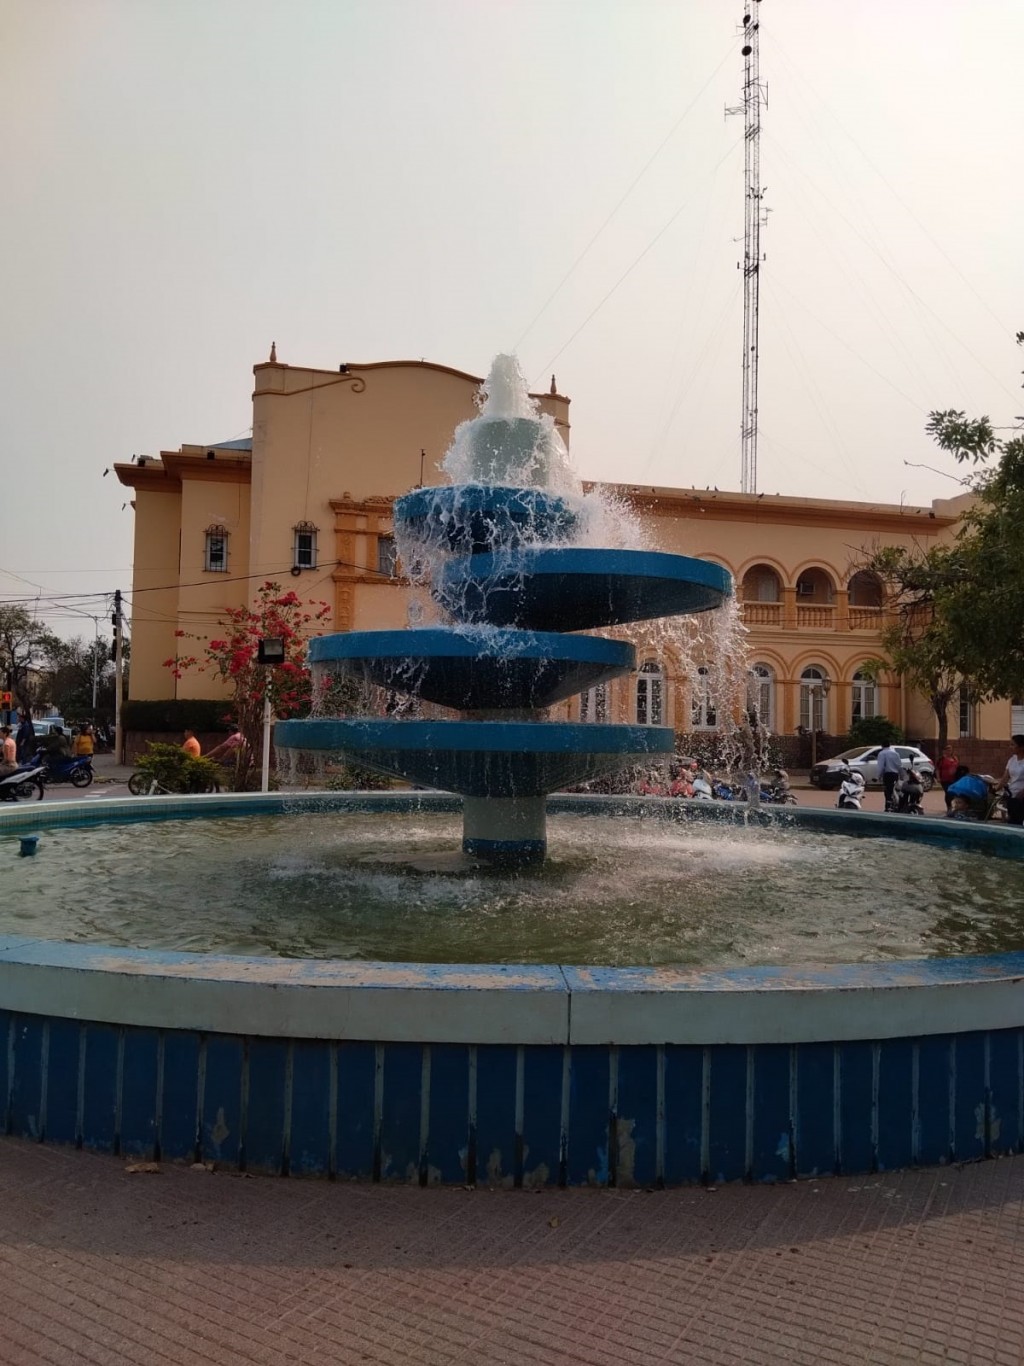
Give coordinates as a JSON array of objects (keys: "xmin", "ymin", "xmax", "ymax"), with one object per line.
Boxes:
[{"xmin": 6, "ymin": 810, "xmax": 1024, "ymax": 967}]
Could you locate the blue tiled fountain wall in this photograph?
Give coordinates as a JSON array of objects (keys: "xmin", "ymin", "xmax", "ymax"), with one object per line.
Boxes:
[{"xmin": 3, "ymin": 793, "xmax": 1024, "ymax": 1185}]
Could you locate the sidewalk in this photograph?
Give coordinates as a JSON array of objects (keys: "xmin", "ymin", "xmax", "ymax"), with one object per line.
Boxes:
[{"xmin": 1, "ymin": 1138, "xmax": 1022, "ymax": 1365}]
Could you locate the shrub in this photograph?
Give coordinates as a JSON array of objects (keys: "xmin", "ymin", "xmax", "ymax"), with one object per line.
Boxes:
[
  {"xmin": 134, "ymin": 742, "xmax": 222, "ymax": 794},
  {"xmin": 122, "ymin": 699, "xmax": 231, "ymax": 733},
  {"xmin": 848, "ymin": 715, "xmax": 903, "ymax": 747}
]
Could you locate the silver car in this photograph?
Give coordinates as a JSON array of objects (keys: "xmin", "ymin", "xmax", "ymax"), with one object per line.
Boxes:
[{"xmin": 810, "ymin": 745, "xmax": 936, "ymax": 791}]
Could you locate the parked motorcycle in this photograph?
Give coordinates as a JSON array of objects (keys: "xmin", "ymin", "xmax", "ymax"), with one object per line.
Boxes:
[
  {"xmin": 894, "ymin": 770, "xmax": 925, "ymax": 815},
  {"xmin": 836, "ymin": 768, "xmax": 865, "ymax": 812},
  {"xmin": 36, "ymin": 749, "xmax": 94, "ymax": 788},
  {"xmin": 0, "ymin": 760, "xmax": 47, "ymax": 802}
]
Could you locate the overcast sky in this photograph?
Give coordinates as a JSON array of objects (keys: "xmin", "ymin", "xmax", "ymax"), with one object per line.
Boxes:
[{"xmin": 1, "ymin": 0, "xmax": 1021, "ymax": 639}]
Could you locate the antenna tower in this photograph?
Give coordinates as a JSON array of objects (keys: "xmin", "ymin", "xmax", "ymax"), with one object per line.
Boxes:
[{"xmin": 726, "ymin": 1, "xmax": 768, "ymax": 494}]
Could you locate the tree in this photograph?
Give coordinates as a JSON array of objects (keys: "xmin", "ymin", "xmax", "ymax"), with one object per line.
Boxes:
[
  {"xmin": 857, "ymin": 548, "xmax": 982, "ymax": 755},
  {"xmin": 38, "ymin": 634, "xmax": 116, "ymax": 721},
  {"xmin": 0, "ymin": 606, "xmax": 61, "ymax": 714},
  {"xmin": 165, "ymin": 582, "xmax": 338, "ymax": 790},
  {"xmin": 860, "ymin": 333, "xmax": 1024, "ymax": 747},
  {"xmin": 923, "ymin": 399, "xmax": 1024, "ymax": 699}
]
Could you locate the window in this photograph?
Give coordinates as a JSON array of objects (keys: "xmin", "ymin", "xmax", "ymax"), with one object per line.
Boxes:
[
  {"xmin": 851, "ymin": 669, "xmax": 877, "ymax": 722},
  {"xmin": 580, "ymin": 683, "xmax": 608, "ymax": 724},
  {"xmin": 377, "ymin": 535, "xmax": 398, "ymax": 578},
  {"xmin": 958, "ymin": 687, "xmax": 973, "ymax": 738},
  {"xmin": 748, "ymin": 664, "xmax": 775, "ymax": 731},
  {"xmin": 799, "ymin": 666, "xmax": 829, "ymax": 731},
  {"xmin": 635, "ymin": 661, "xmax": 664, "ymax": 727},
  {"xmin": 691, "ymin": 665, "xmax": 717, "ymax": 730},
  {"xmin": 204, "ymin": 525, "xmax": 228, "ymax": 573},
  {"xmin": 293, "ymin": 522, "xmax": 318, "ymax": 570}
]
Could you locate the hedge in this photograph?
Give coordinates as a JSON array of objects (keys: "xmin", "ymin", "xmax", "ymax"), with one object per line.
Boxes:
[{"xmin": 122, "ymin": 699, "xmax": 233, "ymax": 733}]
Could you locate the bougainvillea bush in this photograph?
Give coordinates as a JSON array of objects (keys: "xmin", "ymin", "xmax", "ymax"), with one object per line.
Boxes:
[{"xmin": 164, "ymin": 582, "xmax": 343, "ymax": 790}]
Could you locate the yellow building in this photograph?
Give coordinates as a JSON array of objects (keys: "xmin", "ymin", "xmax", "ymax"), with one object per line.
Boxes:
[{"xmin": 115, "ymin": 350, "xmax": 1013, "ymax": 754}]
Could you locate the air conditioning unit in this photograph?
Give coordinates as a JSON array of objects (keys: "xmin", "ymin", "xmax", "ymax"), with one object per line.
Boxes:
[{"xmin": 797, "ymin": 580, "xmax": 814, "ymax": 596}]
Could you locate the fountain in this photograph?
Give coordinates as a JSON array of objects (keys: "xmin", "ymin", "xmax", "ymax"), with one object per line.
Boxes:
[
  {"xmin": 3, "ymin": 355, "xmax": 1024, "ymax": 1186},
  {"xmin": 275, "ymin": 355, "xmax": 730, "ymax": 865}
]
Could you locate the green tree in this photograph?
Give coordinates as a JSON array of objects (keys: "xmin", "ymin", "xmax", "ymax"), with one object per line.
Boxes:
[
  {"xmin": 860, "ymin": 333, "xmax": 1024, "ymax": 748},
  {"xmin": 38, "ymin": 634, "xmax": 116, "ymax": 720},
  {"xmin": 0, "ymin": 606, "xmax": 61, "ymax": 714}
]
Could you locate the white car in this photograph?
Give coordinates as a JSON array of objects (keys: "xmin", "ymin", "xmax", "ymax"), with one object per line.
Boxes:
[{"xmin": 810, "ymin": 745, "xmax": 936, "ymax": 791}]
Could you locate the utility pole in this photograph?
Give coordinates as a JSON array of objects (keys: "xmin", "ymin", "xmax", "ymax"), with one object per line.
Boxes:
[
  {"xmin": 113, "ymin": 590, "xmax": 124, "ymax": 762},
  {"xmin": 726, "ymin": 0, "xmax": 768, "ymax": 494}
]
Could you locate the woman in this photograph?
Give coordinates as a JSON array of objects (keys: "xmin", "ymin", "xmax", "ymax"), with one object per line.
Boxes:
[
  {"xmin": 936, "ymin": 743, "xmax": 960, "ymax": 811},
  {"xmin": 74, "ymin": 724, "xmax": 95, "ymax": 757}
]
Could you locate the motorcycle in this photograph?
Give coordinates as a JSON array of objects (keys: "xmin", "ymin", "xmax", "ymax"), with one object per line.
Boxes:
[
  {"xmin": 0, "ymin": 760, "xmax": 47, "ymax": 802},
  {"xmin": 894, "ymin": 771, "xmax": 925, "ymax": 815},
  {"xmin": 36, "ymin": 749, "xmax": 94, "ymax": 788},
  {"xmin": 836, "ymin": 769, "xmax": 865, "ymax": 812},
  {"xmin": 760, "ymin": 783, "xmax": 797, "ymax": 806}
]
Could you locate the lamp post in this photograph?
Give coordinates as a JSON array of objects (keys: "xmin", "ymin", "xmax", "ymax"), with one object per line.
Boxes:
[
  {"xmin": 809, "ymin": 676, "xmax": 832, "ymax": 771},
  {"xmin": 257, "ymin": 637, "xmax": 285, "ymax": 793}
]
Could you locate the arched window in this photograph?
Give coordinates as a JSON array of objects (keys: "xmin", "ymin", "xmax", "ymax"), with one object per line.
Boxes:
[
  {"xmin": 851, "ymin": 669, "xmax": 877, "ymax": 722},
  {"xmin": 204, "ymin": 524, "xmax": 228, "ymax": 573},
  {"xmin": 293, "ymin": 521, "xmax": 318, "ymax": 570},
  {"xmin": 635, "ymin": 661, "xmax": 664, "ymax": 727},
  {"xmin": 691, "ymin": 666, "xmax": 717, "ymax": 731},
  {"xmin": 748, "ymin": 663, "xmax": 775, "ymax": 731},
  {"xmin": 848, "ymin": 570, "xmax": 883, "ymax": 608},
  {"xmin": 799, "ymin": 666, "xmax": 830, "ymax": 732},
  {"xmin": 580, "ymin": 683, "xmax": 608, "ymax": 724},
  {"xmin": 741, "ymin": 564, "xmax": 782, "ymax": 603},
  {"xmin": 795, "ymin": 568, "xmax": 835, "ymax": 603}
]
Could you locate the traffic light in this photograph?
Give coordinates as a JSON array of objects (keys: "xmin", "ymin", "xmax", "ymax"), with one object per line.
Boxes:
[{"xmin": 0, "ymin": 691, "xmax": 11, "ymax": 706}]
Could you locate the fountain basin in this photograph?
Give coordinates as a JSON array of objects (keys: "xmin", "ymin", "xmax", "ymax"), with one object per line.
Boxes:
[
  {"xmin": 308, "ymin": 628, "xmax": 635, "ymax": 710},
  {"xmin": 394, "ymin": 484, "xmax": 578, "ymax": 554},
  {"xmin": 275, "ymin": 719, "xmax": 674, "ymax": 796},
  {"xmin": 3, "ymin": 793, "xmax": 1024, "ymax": 1185},
  {"xmin": 434, "ymin": 547, "xmax": 732, "ymax": 629}
]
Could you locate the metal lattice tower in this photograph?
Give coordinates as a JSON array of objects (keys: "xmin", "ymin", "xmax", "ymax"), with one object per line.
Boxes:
[{"xmin": 726, "ymin": 1, "xmax": 768, "ymax": 494}]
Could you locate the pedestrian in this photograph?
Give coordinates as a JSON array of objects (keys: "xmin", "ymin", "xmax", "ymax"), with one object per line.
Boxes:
[
  {"xmin": 205, "ymin": 730, "xmax": 246, "ymax": 764},
  {"xmin": 876, "ymin": 740, "xmax": 903, "ymax": 812},
  {"xmin": 999, "ymin": 735, "xmax": 1024, "ymax": 827},
  {"xmin": 74, "ymin": 724, "xmax": 95, "ymax": 757},
  {"xmin": 936, "ymin": 742, "xmax": 959, "ymax": 812},
  {"xmin": 0, "ymin": 725, "xmax": 16, "ymax": 776},
  {"xmin": 15, "ymin": 712, "xmax": 35, "ymax": 763},
  {"xmin": 182, "ymin": 729, "xmax": 201, "ymax": 758}
]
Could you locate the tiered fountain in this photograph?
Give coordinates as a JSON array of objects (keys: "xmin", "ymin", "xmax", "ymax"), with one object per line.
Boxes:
[{"xmin": 275, "ymin": 356, "xmax": 731, "ymax": 864}]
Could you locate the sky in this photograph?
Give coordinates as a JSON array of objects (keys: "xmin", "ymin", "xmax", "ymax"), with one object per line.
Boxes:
[{"xmin": 1, "ymin": 0, "xmax": 1022, "ymax": 640}]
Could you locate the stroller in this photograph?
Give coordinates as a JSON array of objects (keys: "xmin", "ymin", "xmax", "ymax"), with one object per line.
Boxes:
[
  {"xmin": 895, "ymin": 768, "xmax": 925, "ymax": 815},
  {"xmin": 836, "ymin": 768, "xmax": 865, "ymax": 811}
]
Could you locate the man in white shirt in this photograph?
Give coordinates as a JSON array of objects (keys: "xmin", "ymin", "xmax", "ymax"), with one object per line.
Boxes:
[
  {"xmin": 875, "ymin": 741, "xmax": 904, "ymax": 812},
  {"xmin": 1000, "ymin": 735, "xmax": 1024, "ymax": 827}
]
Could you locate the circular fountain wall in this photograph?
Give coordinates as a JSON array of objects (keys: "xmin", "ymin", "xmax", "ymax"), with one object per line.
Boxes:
[{"xmin": 3, "ymin": 792, "xmax": 1024, "ymax": 1186}]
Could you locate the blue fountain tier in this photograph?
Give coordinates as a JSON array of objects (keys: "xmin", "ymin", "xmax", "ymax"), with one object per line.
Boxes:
[
  {"xmin": 434, "ymin": 547, "xmax": 732, "ymax": 632},
  {"xmin": 394, "ymin": 485, "xmax": 578, "ymax": 555},
  {"xmin": 274, "ymin": 719, "xmax": 674, "ymax": 798},
  {"xmin": 309, "ymin": 629, "xmax": 635, "ymax": 712}
]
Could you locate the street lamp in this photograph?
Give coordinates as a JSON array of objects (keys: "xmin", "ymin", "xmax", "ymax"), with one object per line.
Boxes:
[{"xmin": 257, "ymin": 637, "xmax": 286, "ymax": 793}]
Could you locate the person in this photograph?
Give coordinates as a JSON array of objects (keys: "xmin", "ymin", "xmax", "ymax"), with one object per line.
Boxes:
[
  {"xmin": 895, "ymin": 767, "xmax": 924, "ymax": 814},
  {"xmin": 936, "ymin": 743, "xmax": 959, "ymax": 811},
  {"xmin": 0, "ymin": 726, "xmax": 16, "ymax": 777},
  {"xmin": 15, "ymin": 712, "xmax": 35, "ymax": 763},
  {"xmin": 668, "ymin": 770, "xmax": 693, "ymax": 798},
  {"xmin": 876, "ymin": 741, "xmax": 903, "ymax": 812},
  {"xmin": 41, "ymin": 726, "xmax": 72, "ymax": 762},
  {"xmin": 999, "ymin": 735, "xmax": 1024, "ymax": 827},
  {"xmin": 945, "ymin": 770, "xmax": 992, "ymax": 821},
  {"xmin": 205, "ymin": 730, "xmax": 246, "ymax": 764},
  {"xmin": 73, "ymin": 724, "xmax": 94, "ymax": 757},
  {"xmin": 182, "ymin": 729, "xmax": 201, "ymax": 758},
  {"xmin": 637, "ymin": 769, "xmax": 664, "ymax": 796}
]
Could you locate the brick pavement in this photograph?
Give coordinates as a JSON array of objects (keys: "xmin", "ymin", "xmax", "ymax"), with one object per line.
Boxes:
[{"xmin": 2, "ymin": 1139, "xmax": 1024, "ymax": 1364}]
